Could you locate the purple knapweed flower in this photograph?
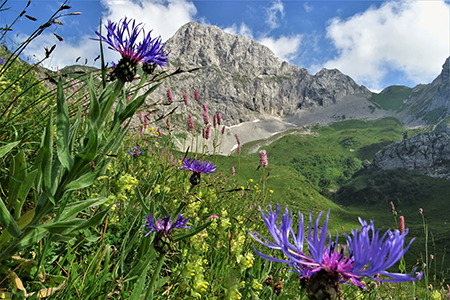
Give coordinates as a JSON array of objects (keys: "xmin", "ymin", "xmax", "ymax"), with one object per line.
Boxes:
[
  {"xmin": 0, "ymin": 57, "xmax": 5, "ymax": 65},
  {"xmin": 145, "ymin": 213, "xmax": 190, "ymax": 253},
  {"xmin": 180, "ymin": 158, "xmax": 216, "ymax": 175},
  {"xmin": 259, "ymin": 150, "xmax": 268, "ymax": 168},
  {"xmin": 144, "ymin": 213, "xmax": 190, "ymax": 237},
  {"xmin": 180, "ymin": 157, "xmax": 216, "ymax": 185},
  {"xmin": 126, "ymin": 145, "xmax": 144, "ymax": 157},
  {"xmin": 93, "ymin": 18, "xmax": 169, "ymax": 82},
  {"xmin": 249, "ymin": 204, "xmax": 422, "ymax": 294}
]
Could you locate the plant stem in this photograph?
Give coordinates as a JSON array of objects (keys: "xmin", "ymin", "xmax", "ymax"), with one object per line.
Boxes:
[{"xmin": 144, "ymin": 252, "xmax": 167, "ymax": 300}]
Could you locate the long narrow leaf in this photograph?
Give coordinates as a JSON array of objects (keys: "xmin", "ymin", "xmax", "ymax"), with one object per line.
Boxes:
[
  {"xmin": 0, "ymin": 195, "xmax": 21, "ymax": 238},
  {"xmin": 0, "ymin": 141, "xmax": 20, "ymax": 158},
  {"xmin": 56, "ymin": 77, "xmax": 74, "ymax": 170}
]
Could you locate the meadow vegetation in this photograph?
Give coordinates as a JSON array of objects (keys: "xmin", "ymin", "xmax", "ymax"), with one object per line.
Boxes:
[{"xmin": 0, "ymin": 4, "xmax": 448, "ymax": 300}]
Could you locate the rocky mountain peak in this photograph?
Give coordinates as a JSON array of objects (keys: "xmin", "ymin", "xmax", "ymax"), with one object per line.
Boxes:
[{"xmin": 149, "ymin": 22, "xmax": 371, "ymax": 125}]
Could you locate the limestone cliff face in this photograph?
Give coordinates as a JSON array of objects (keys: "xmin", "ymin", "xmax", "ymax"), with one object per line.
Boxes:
[
  {"xmin": 371, "ymin": 125, "xmax": 450, "ymax": 179},
  {"xmin": 149, "ymin": 22, "xmax": 370, "ymax": 125},
  {"xmin": 401, "ymin": 57, "xmax": 450, "ymax": 125}
]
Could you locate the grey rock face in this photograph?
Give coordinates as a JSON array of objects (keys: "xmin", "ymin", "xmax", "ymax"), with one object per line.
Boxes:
[
  {"xmin": 371, "ymin": 125, "xmax": 450, "ymax": 178},
  {"xmin": 401, "ymin": 57, "xmax": 450, "ymax": 125},
  {"xmin": 149, "ymin": 22, "xmax": 370, "ymax": 126}
]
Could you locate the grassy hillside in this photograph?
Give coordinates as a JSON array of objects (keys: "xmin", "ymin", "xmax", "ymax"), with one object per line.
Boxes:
[
  {"xmin": 369, "ymin": 85, "xmax": 412, "ymax": 111},
  {"xmin": 225, "ymin": 116, "xmax": 450, "ymax": 280}
]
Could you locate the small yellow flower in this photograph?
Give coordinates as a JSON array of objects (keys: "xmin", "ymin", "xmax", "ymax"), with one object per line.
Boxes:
[
  {"xmin": 269, "ymin": 190, "xmax": 274, "ymax": 194},
  {"xmin": 249, "ymin": 179, "xmax": 253, "ymax": 182},
  {"xmin": 240, "ymin": 281, "xmax": 246, "ymax": 287},
  {"xmin": 240, "ymin": 186, "xmax": 244, "ymax": 190}
]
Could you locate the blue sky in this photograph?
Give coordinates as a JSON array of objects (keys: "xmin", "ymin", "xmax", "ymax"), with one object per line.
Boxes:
[{"xmin": 2, "ymin": 0, "xmax": 450, "ymax": 91}]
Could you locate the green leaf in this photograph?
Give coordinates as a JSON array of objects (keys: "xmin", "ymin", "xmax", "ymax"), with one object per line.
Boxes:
[
  {"xmin": 0, "ymin": 141, "xmax": 20, "ymax": 158},
  {"xmin": 58, "ymin": 197, "xmax": 108, "ymax": 220},
  {"xmin": 88, "ymin": 76, "xmax": 101, "ymax": 126},
  {"xmin": 56, "ymin": 77, "xmax": 73, "ymax": 170},
  {"xmin": 0, "ymin": 196, "xmax": 21, "ymax": 238},
  {"xmin": 77, "ymin": 128, "xmax": 98, "ymax": 163},
  {"xmin": 173, "ymin": 221, "xmax": 212, "ymax": 242},
  {"xmin": 42, "ymin": 111, "xmax": 54, "ymax": 197},
  {"xmin": 7, "ymin": 150, "xmax": 27, "ymax": 209},
  {"xmin": 118, "ymin": 83, "xmax": 161, "ymax": 122},
  {"xmin": 64, "ymin": 170, "xmax": 99, "ymax": 192},
  {"xmin": 128, "ymin": 254, "xmax": 154, "ymax": 300},
  {"xmin": 15, "ymin": 169, "xmax": 38, "ymax": 220}
]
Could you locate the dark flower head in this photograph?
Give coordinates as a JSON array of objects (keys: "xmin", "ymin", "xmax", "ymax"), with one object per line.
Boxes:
[
  {"xmin": 126, "ymin": 146, "xmax": 144, "ymax": 157},
  {"xmin": 145, "ymin": 213, "xmax": 190, "ymax": 253},
  {"xmin": 93, "ymin": 18, "xmax": 169, "ymax": 81},
  {"xmin": 249, "ymin": 204, "xmax": 422, "ymax": 292}
]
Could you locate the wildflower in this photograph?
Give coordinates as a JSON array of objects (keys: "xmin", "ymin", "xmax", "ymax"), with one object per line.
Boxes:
[
  {"xmin": 180, "ymin": 158, "xmax": 216, "ymax": 185},
  {"xmin": 93, "ymin": 17, "xmax": 168, "ymax": 82},
  {"xmin": 217, "ymin": 112, "xmax": 222, "ymax": 125},
  {"xmin": 235, "ymin": 134, "xmax": 241, "ymax": 155},
  {"xmin": 259, "ymin": 150, "xmax": 268, "ymax": 168},
  {"xmin": 389, "ymin": 201, "xmax": 397, "ymax": 216},
  {"xmin": 419, "ymin": 208, "xmax": 423, "ymax": 215},
  {"xmin": 195, "ymin": 89, "xmax": 199, "ymax": 101},
  {"xmin": 249, "ymin": 204, "xmax": 422, "ymax": 299},
  {"xmin": 0, "ymin": 57, "xmax": 5, "ymax": 65},
  {"xmin": 204, "ymin": 125, "xmax": 211, "ymax": 140},
  {"xmin": 213, "ymin": 114, "xmax": 217, "ymax": 128},
  {"xmin": 157, "ymin": 128, "xmax": 162, "ymax": 137},
  {"xmin": 232, "ymin": 166, "xmax": 235, "ymax": 176},
  {"xmin": 188, "ymin": 114, "xmax": 195, "ymax": 132},
  {"xmin": 183, "ymin": 93, "xmax": 188, "ymax": 105},
  {"xmin": 126, "ymin": 145, "xmax": 144, "ymax": 157},
  {"xmin": 399, "ymin": 216, "xmax": 405, "ymax": 234},
  {"xmin": 202, "ymin": 104, "xmax": 210, "ymax": 125},
  {"xmin": 222, "ymin": 125, "xmax": 225, "ymax": 135},
  {"xmin": 167, "ymin": 89, "xmax": 173, "ymax": 103},
  {"xmin": 166, "ymin": 117, "xmax": 171, "ymax": 131},
  {"xmin": 269, "ymin": 190, "xmax": 273, "ymax": 194},
  {"xmin": 145, "ymin": 213, "xmax": 190, "ymax": 253}
]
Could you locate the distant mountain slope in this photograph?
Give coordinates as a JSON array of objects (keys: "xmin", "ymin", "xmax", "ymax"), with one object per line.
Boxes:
[
  {"xmin": 151, "ymin": 22, "xmax": 371, "ymax": 125},
  {"xmin": 400, "ymin": 57, "xmax": 450, "ymax": 125}
]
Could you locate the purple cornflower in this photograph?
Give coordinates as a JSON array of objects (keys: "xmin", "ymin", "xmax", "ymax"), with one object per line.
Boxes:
[
  {"xmin": 249, "ymin": 204, "xmax": 422, "ymax": 293},
  {"xmin": 180, "ymin": 157, "xmax": 216, "ymax": 185},
  {"xmin": 145, "ymin": 213, "xmax": 190, "ymax": 253},
  {"xmin": 0, "ymin": 57, "xmax": 5, "ymax": 65},
  {"xmin": 126, "ymin": 145, "xmax": 144, "ymax": 157},
  {"xmin": 180, "ymin": 158, "xmax": 216, "ymax": 175},
  {"xmin": 259, "ymin": 150, "xmax": 268, "ymax": 168},
  {"xmin": 93, "ymin": 18, "xmax": 169, "ymax": 82},
  {"xmin": 144, "ymin": 213, "xmax": 190, "ymax": 236}
]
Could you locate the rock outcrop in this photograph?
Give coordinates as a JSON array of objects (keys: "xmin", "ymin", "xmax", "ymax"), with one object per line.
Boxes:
[
  {"xmin": 370, "ymin": 125, "xmax": 450, "ymax": 178},
  {"xmin": 400, "ymin": 57, "xmax": 450, "ymax": 125},
  {"xmin": 149, "ymin": 22, "xmax": 371, "ymax": 125}
]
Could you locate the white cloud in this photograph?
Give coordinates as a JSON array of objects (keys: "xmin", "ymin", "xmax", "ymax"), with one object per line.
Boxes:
[
  {"xmin": 258, "ymin": 35, "xmax": 302, "ymax": 62},
  {"xmin": 265, "ymin": 0, "xmax": 285, "ymax": 29},
  {"xmin": 223, "ymin": 22, "xmax": 254, "ymax": 39},
  {"xmin": 303, "ymin": 2, "xmax": 313, "ymax": 13},
  {"xmin": 324, "ymin": 0, "xmax": 450, "ymax": 90},
  {"xmin": 19, "ymin": 33, "xmax": 105, "ymax": 69},
  {"xmin": 100, "ymin": 0, "xmax": 197, "ymax": 42},
  {"xmin": 21, "ymin": 0, "xmax": 198, "ymax": 69}
]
